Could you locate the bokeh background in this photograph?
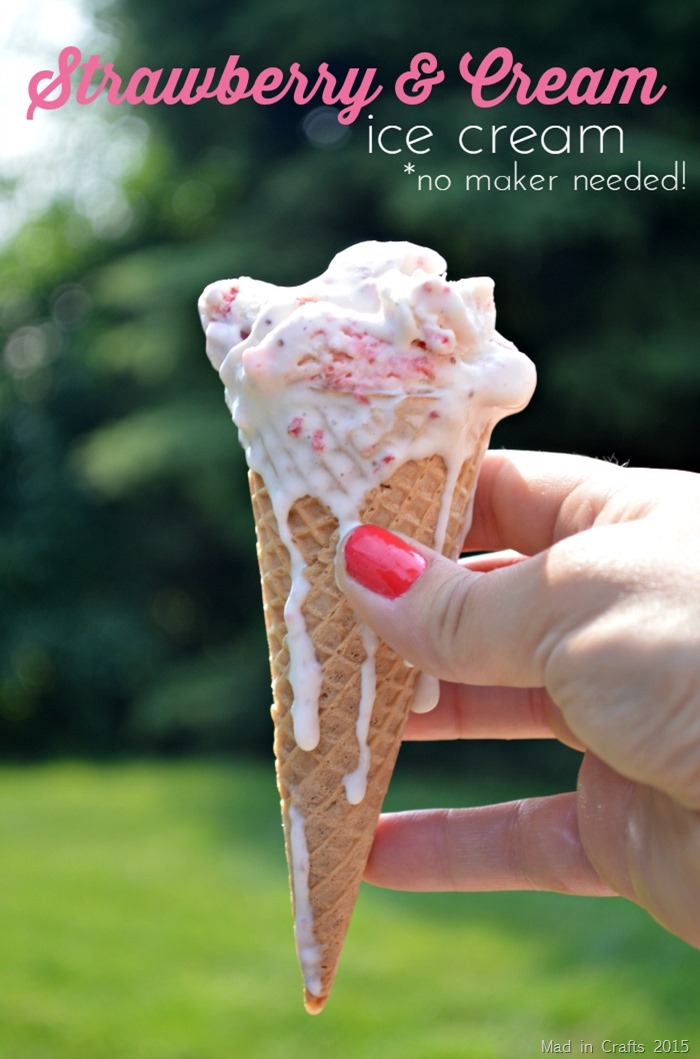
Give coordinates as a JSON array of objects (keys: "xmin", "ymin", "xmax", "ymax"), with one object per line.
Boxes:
[{"xmin": 1, "ymin": 0, "xmax": 699, "ymax": 1056}]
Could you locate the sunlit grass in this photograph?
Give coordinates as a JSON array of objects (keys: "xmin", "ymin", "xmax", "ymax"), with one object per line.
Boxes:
[{"xmin": 0, "ymin": 761, "xmax": 697, "ymax": 1058}]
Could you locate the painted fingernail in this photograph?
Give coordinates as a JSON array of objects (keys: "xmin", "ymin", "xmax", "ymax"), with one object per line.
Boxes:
[{"xmin": 343, "ymin": 524, "xmax": 427, "ymax": 599}]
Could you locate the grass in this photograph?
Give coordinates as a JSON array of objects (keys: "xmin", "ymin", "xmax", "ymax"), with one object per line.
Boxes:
[{"xmin": 0, "ymin": 759, "xmax": 697, "ymax": 1059}]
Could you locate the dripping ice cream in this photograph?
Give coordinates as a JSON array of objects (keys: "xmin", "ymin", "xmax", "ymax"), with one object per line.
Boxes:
[{"xmin": 198, "ymin": 240, "xmax": 536, "ymax": 1013}]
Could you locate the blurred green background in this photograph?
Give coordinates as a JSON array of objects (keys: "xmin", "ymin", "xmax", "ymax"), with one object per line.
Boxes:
[{"xmin": 1, "ymin": 0, "xmax": 699, "ymax": 1054}]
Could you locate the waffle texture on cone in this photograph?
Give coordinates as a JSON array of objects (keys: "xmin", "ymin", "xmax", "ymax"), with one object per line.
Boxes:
[
  {"xmin": 250, "ymin": 442, "xmax": 485, "ymax": 1012},
  {"xmin": 198, "ymin": 240, "xmax": 536, "ymax": 1012}
]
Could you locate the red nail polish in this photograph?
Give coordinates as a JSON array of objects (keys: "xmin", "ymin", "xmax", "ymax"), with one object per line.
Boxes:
[{"xmin": 343, "ymin": 525, "xmax": 427, "ymax": 599}]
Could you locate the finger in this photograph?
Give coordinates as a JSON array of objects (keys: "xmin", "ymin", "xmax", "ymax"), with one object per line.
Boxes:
[
  {"xmin": 459, "ymin": 549, "xmax": 526, "ymax": 572},
  {"xmin": 464, "ymin": 449, "xmax": 628, "ymax": 554},
  {"xmin": 336, "ymin": 524, "xmax": 584, "ymax": 687},
  {"xmin": 404, "ymin": 682, "xmax": 584, "ymax": 749},
  {"xmin": 364, "ymin": 795, "xmax": 615, "ymax": 897}
]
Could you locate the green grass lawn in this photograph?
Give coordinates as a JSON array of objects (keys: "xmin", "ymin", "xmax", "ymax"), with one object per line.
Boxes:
[{"xmin": 0, "ymin": 760, "xmax": 697, "ymax": 1059}]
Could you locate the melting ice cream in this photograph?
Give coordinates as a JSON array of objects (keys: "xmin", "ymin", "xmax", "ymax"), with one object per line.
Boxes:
[
  {"xmin": 198, "ymin": 240, "xmax": 536, "ymax": 1009},
  {"xmin": 200, "ymin": 241, "xmax": 534, "ymax": 749}
]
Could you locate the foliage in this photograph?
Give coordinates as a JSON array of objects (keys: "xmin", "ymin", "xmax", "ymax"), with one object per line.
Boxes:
[{"xmin": 1, "ymin": 0, "xmax": 699, "ymax": 753}]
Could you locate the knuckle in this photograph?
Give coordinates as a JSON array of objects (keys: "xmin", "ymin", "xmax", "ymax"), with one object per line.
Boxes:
[{"xmin": 426, "ymin": 569, "xmax": 484, "ymax": 682}]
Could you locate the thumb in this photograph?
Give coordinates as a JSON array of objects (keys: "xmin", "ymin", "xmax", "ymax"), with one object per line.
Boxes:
[{"xmin": 335, "ymin": 523, "xmax": 550, "ymax": 688}]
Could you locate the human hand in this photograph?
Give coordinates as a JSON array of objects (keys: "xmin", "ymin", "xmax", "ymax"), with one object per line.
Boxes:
[{"xmin": 335, "ymin": 450, "xmax": 700, "ymax": 948}]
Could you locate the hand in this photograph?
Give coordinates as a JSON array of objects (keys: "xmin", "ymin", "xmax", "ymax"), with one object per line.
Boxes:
[{"xmin": 335, "ymin": 450, "xmax": 700, "ymax": 948}]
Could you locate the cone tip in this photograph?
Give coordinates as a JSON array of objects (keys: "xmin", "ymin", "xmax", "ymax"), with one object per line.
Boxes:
[{"xmin": 304, "ymin": 988, "xmax": 328, "ymax": 1015}]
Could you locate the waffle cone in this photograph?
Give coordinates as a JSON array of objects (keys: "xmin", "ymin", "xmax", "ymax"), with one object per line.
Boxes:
[{"xmin": 249, "ymin": 398, "xmax": 487, "ymax": 1013}]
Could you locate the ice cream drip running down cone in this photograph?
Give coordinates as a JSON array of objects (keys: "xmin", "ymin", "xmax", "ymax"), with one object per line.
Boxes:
[{"xmin": 198, "ymin": 241, "xmax": 536, "ymax": 1013}]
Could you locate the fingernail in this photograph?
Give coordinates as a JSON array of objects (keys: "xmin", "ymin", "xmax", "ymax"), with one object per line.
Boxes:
[{"xmin": 343, "ymin": 525, "xmax": 427, "ymax": 599}]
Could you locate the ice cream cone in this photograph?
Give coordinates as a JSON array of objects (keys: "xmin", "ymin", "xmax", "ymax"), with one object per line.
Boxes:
[
  {"xmin": 198, "ymin": 240, "xmax": 536, "ymax": 1013},
  {"xmin": 249, "ymin": 405, "xmax": 487, "ymax": 1013}
]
